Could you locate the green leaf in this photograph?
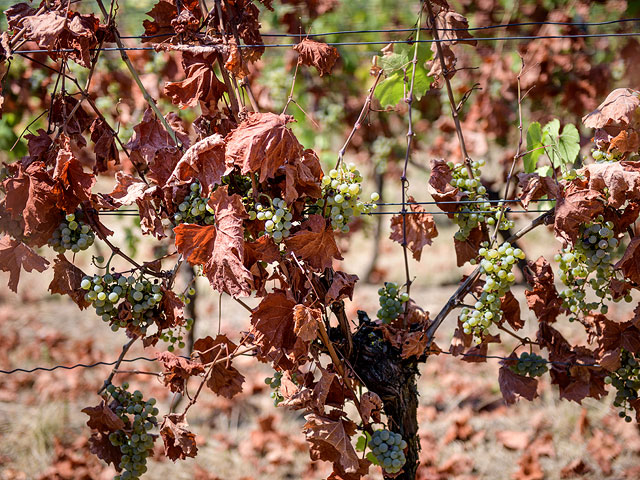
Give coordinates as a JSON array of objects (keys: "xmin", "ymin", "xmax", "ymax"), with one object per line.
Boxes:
[
  {"xmin": 355, "ymin": 432, "xmax": 370, "ymax": 452},
  {"xmin": 375, "ymin": 44, "xmax": 433, "ymax": 107},
  {"xmin": 366, "ymin": 452, "xmax": 380, "ymax": 465},
  {"xmin": 542, "ymin": 120, "xmax": 580, "ymax": 168},
  {"xmin": 523, "ymin": 122, "xmax": 543, "ymax": 173},
  {"xmin": 535, "ymin": 165, "xmax": 554, "ymax": 177}
]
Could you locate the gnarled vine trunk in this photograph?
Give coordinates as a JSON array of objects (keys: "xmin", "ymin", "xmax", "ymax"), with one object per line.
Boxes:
[{"xmin": 350, "ymin": 316, "xmax": 421, "ymax": 480}]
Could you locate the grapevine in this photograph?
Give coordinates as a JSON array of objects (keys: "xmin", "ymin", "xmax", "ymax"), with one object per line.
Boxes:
[
  {"xmin": 446, "ymin": 161, "xmax": 515, "ymax": 241},
  {"xmin": 459, "ymin": 242, "xmax": 525, "ymax": 340}
]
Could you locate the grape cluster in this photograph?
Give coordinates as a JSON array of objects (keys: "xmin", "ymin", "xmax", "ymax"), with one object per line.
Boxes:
[
  {"xmin": 460, "ymin": 242, "xmax": 524, "ymax": 340},
  {"xmin": 319, "ymin": 163, "xmax": 378, "ymax": 233},
  {"xmin": 105, "ymin": 382, "xmax": 158, "ymax": 480},
  {"xmin": 555, "ymin": 216, "xmax": 626, "ymax": 319},
  {"xmin": 248, "ymin": 197, "xmax": 293, "ymax": 243},
  {"xmin": 160, "ymin": 318, "xmax": 193, "ymax": 352},
  {"xmin": 510, "ymin": 352, "xmax": 548, "ymax": 378},
  {"xmin": 592, "ymin": 149, "xmax": 621, "ymax": 162},
  {"xmin": 604, "ymin": 349, "xmax": 640, "ymax": 423},
  {"xmin": 446, "ymin": 160, "xmax": 515, "ymax": 241},
  {"xmin": 48, "ymin": 213, "xmax": 95, "ymax": 253},
  {"xmin": 173, "ymin": 182, "xmax": 215, "ymax": 225},
  {"xmin": 265, "ymin": 371, "xmax": 284, "ymax": 406},
  {"xmin": 370, "ymin": 429, "xmax": 407, "ymax": 475},
  {"xmin": 81, "ymin": 274, "xmax": 163, "ymax": 332},
  {"xmin": 376, "ymin": 282, "xmax": 409, "ymax": 324}
]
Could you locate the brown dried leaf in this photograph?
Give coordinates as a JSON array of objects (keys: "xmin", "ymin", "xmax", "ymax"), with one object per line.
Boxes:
[
  {"xmin": 167, "ymin": 134, "xmax": 227, "ymax": 196},
  {"xmin": 389, "ymin": 197, "xmax": 438, "ymax": 261},
  {"xmin": 0, "ymin": 235, "xmax": 49, "ymax": 292},
  {"xmin": 524, "ymin": 257, "xmax": 563, "ymax": 323},
  {"xmin": 82, "ymin": 401, "xmax": 125, "ymax": 432},
  {"xmin": 285, "ymin": 215, "xmax": 343, "ymax": 271},
  {"xmin": 174, "ymin": 186, "xmax": 252, "ymax": 297},
  {"xmin": 554, "ymin": 189, "xmax": 604, "ymax": 246},
  {"xmin": 90, "ymin": 119, "xmax": 119, "ymax": 174},
  {"xmin": 284, "ymin": 149, "xmax": 324, "ymax": 203},
  {"xmin": 325, "ymin": 270, "xmax": 358, "ymax": 304},
  {"xmin": 52, "ymin": 135, "xmax": 95, "ymax": 213},
  {"xmin": 360, "ymin": 392, "xmax": 382, "ymax": 424},
  {"xmin": 609, "ymin": 128, "xmax": 640, "ymax": 156},
  {"xmin": 88, "ymin": 432, "xmax": 122, "ymax": 468},
  {"xmin": 293, "ymin": 304, "xmax": 321, "ymax": 342},
  {"xmin": 501, "ymin": 290, "xmax": 524, "ymax": 331},
  {"xmin": 582, "ymin": 88, "xmax": 640, "ymax": 128},
  {"xmin": 160, "ymin": 413, "xmax": 198, "ymax": 461},
  {"xmin": 303, "ymin": 414, "xmax": 360, "ymax": 474},
  {"xmin": 250, "ymin": 291, "xmax": 298, "ymax": 366},
  {"xmin": 294, "ymin": 38, "xmax": 340, "ymax": 76},
  {"xmin": 582, "ymin": 161, "xmax": 640, "ymax": 208},
  {"xmin": 498, "ymin": 354, "xmax": 539, "ymax": 404},
  {"xmin": 517, "ymin": 173, "xmax": 561, "ymax": 209},
  {"xmin": 225, "ymin": 112, "xmax": 304, "ymax": 182},
  {"xmin": 495, "ymin": 430, "xmax": 530, "ymax": 451},
  {"xmin": 616, "ymin": 235, "xmax": 640, "ymax": 284},
  {"xmin": 401, "ymin": 331, "xmax": 428, "ymax": 359},
  {"xmin": 156, "ymin": 351, "xmax": 205, "ymax": 393},
  {"xmin": 48, "ymin": 254, "xmax": 90, "ymax": 310}
]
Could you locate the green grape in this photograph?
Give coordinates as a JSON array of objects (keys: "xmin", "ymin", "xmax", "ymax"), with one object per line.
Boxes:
[
  {"xmin": 460, "ymin": 242, "xmax": 525, "ymax": 341},
  {"xmin": 556, "ymin": 216, "xmax": 621, "ymax": 321},
  {"xmin": 376, "ymin": 282, "xmax": 409, "ymax": 324},
  {"xmin": 605, "ymin": 349, "xmax": 640, "ymax": 422},
  {"xmin": 48, "ymin": 211, "xmax": 95, "ymax": 254},
  {"xmin": 446, "ymin": 160, "xmax": 515, "ymax": 245},
  {"xmin": 509, "ymin": 352, "xmax": 549, "ymax": 377},
  {"xmin": 369, "ymin": 429, "xmax": 407, "ymax": 474},
  {"xmin": 105, "ymin": 383, "xmax": 157, "ymax": 480},
  {"xmin": 320, "ymin": 163, "xmax": 378, "ymax": 232},
  {"xmin": 173, "ymin": 181, "xmax": 215, "ymax": 226},
  {"xmin": 248, "ymin": 197, "xmax": 292, "ymax": 243}
]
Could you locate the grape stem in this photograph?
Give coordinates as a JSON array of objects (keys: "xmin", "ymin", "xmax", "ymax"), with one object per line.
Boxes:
[{"xmin": 98, "ymin": 336, "xmax": 139, "ymax": 394}]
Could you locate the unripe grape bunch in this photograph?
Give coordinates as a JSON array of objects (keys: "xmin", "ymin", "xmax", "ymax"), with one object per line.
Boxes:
[
  {"xmin": 460, "ymin": 242, "xmax": 524, "ymax": 340},
  {"xmin": 369, "ymin": 429, "xmax": 408, "ymax": 474},
  {"xmin": 510, "ymin": 352, "xmax": 549, "ymax": 377},
  {"xmin": 81, "ymin": 274, "xmax": 163, "ymax": 332},
  {"xmin": 319, "ymin": 163, "xmax": 378, "ymax": 233},
  {"xmin": 264, "ymin": 370, "xmax": 284, "ymax": 406},
  {"xmin": 248, "ymin": 197, "xmax": 292, "ymax": 243},
  {"xmin": 604, "ymin": 349, "xmax": 640, "ymax": 423},
  {"xmin": 592, "ymin": 148, "xmax": 622, "ymax": 162},
  {"xmin": 555, "ymin": 216, "xmax": 625, "ymax": 320},
  {"xmin": 446, "ymin": 160, "xmax": 515, "ymax": 241},
  {"xmin": 173, "ymin": 182, "xmax": 215, "ymax": 225},
  {"xmin": 104, "ymin": 382, "xmax": 158, "ymax": 480},
  {"xmin": 377, "ymin": 281, "xmax": 409, "ymax": 324},
  {"xmin": 48, "ymin": 212, "xmax": 95, "ymax": 253}
]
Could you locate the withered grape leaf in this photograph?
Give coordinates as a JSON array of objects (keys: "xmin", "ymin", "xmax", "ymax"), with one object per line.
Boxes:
[
  {"xmin": 293, "ymin": 38, "xmax": 340, "ymax": 76},
  {"xmin": 582, "ymin": 161, "xmax": 640, "ymax": 209},
  {"xmin": 303, "ymin": 414, "xmax": 361, "ymax": 474},
  {"xmin": 156, "ymin": 351, "xmax": 205, "ymax": 393},
  {"xmin": 389, "ymin": 197, "xmax": 438, "ymax": 261},
  {"xmin": 293, "ymin": 304, "xmax": 321, "ymax": 342},
  {"xmin": 82, "ymin": 401, "xmax": 125, "ymax": 432},
  {"xmin": 554, "ymin": 189, "xmax": 604, "ymax": 246},
  {"xmin": 582, "ymin": 88, "xmax": 640, "ymax": 128},
  {"xmin": 524, "ymin": 257, "xmax": 563, "ymax": 323},
  {"xmin": 52, "ymin": 135, "xmax": 95, "ymax": 213},
  {"xmin": 285, "ymin": 215, "xmax": 343, "ymax": 271},
  {"xmin": 164, "ymin": 53, "xmax": 226, "ymax": 113},
  {"xmin": 48, "ymin": 254, "xmax": 90, "ymax": 310},
  {"xmin": 498, "ymin": 355, "xmax": 539, "ymax": 404},
  {"xmin": 0, "ymin": 235, "xmax": 49, "ymax": 292},
  {"xmin": 174, "ymin": 186, "xmax": 252, "ymax": 297},
  {"xmin": 615, "ymin": 235, "xmax": 640, "ymax": 284},
  {"xmin": 250, "ymin": 291, "xmax": 297, "ymax": 362},
  {"xmin": 160, "ymin": 413, "xmax": 198, "ymax": 461},
  {"xmin": 225, "ymin": 112, "xmax": 304, "ymax": 182},
  {"xmin": 284, "ymin": 149, "xmax": 324, "ymax": 203}
]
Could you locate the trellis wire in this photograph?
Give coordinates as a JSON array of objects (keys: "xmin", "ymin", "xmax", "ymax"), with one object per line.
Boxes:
[
  {"xmin": 0, "ymin": 351, "xmax": 601, "ymax": 375},
  {"xmin": 117, "ymin": 18, "xmax": 640, "ymax": 40},
  {"xmin": 12, "ymin": 31, "xmax": 640, "ymax": 56}
]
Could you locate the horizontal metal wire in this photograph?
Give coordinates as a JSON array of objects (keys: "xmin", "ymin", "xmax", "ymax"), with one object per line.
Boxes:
[
  {"xmin": 0, "ymin": 350, "xmax": 600, "ymax": 375},
  {"xmin": 117, "ymin": 18, "xmax": 640, "ymax": 40},
  {"xmin": 12, "ymin": 31, "xmax": 640, "ymax": 56},
  {"xmin": 365, "ymin": 208, "xmax": 551, "ymax": 215}
]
